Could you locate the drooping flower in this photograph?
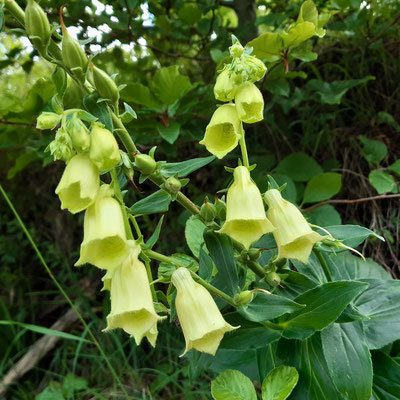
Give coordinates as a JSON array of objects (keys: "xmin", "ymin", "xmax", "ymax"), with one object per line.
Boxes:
[
  {"xmin": 75, "ymin": 185, "xmax": 129, "ymax": 270},
  {"xmin": 55, "ymin": 153, "xmax": 99, "ymax": 214},
  {"xmin": 264, "ymin": 189, "xmax": 324, "ymax": 263},
  {"xmin": 235, "ymin": 82, "xmax": 264, "ymax": 124},
  {"xmin": 36, "ymin": 112, "xmax": 62, "ymax": 130},
  {"xmin": 104, "ymin": 247, "xmax": 165, "ymax": 346},
  {"xmin": 89, "ymin": 122, "xmax": 120, "ymax": 171},
  {"xmin": 199, "ymin": 104, "xmax": 242, "ymax": 159},
  {"xmin": 218, "ymin": 166, "xmax": 275, "ymax": 249},
  {"xmin": 214, "ymin": 68, "xmax": 237, "ymax": 102},
  {"xmin": 171, "ymin": 267, "xmax": 238, "ymax": 356}
]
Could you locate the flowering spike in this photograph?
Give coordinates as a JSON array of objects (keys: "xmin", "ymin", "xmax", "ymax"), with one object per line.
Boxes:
[
  {"xmin": 218, "ymin": 166, "xmax": 275, "ymax": 249},
  {"xmin": 264, "ymin": 189, "xmax": 324, "ymax": 263},
  {"xmin": 171, "ymin": 268, "xmax": 238, "ymax": 356}
]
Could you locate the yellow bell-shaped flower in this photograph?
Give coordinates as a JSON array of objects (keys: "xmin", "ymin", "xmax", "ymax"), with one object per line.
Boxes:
[
  {"xmin": 75, "ymin": 186, "xmax": 129, "ymax": 270},
  {"xmin": 264, "ymin": 189, "xmax": 324, "ymax": 263},
  {"xmin": 218, "ymin": 166, "xmax": 275, "ymax": 249},
  {"xmin": 199, "ymin": 104, "xmax": 241, "ymax": 159},
  {"xmin": 214, "ymin": 68, "xmax": 236, "ymax": 102},
  {"xmin": 171, "ymin": 267, "xmax": 238, "ymax": 356},
  {"xmin": 104, "ymin": 247, "xmax": 165, "ymax": 346},
  {"xmin": 89, "ymin": 122, "xmax": 120, "ymax": 171},
  {"xmin": 235, "ymin": 82, "xmax": 264, "ymax": 124},
  {"xmin": 55, "ymin": 153, "xmax": 99, "ymax": 214}
]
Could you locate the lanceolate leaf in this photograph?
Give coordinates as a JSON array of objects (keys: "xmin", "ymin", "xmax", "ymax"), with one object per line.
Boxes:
[
  {"xmin": 321, "ymin": 322, "xmax": 373, "ymax": 400},
  {"xmin": 280, "ymin": 281, "xmax": 369, "ymax": 339},
  {"xmin": 130, "ymin": 189, "xmax": 171, "ymax": 215},
  {"xmin": 371, "ymin": 351, "xmax": 400, "ymax": 400},
  {"xmin": 160, "ymin": 155, "xmax": 215, "ymax": 178}
]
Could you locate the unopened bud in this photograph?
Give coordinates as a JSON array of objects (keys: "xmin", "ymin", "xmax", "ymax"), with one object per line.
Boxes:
[
  {"xmin": 60, "ymin": 6, "xmax": 88, "ymax": 83},
  {"xmin": 265, "ymin": 271, "xmax": 281, "ymax": 287},
  {"xmin": 25, "ymin": 0, "xmax": 51, "ymax": 56},
  {"xmin": 234, "ymin": 290, "xmax": 253, "ymax": 306},
  {"xmin": 90, "ymin": 64, "xmax": 119, "ymax": 105},
  {"xmin": 49, "ymin": 127, "xmax": 75, "ymax": 161},
  {"xmin": 163, "ymin": 177, "xmax": 181, "ymax": 195},
  {"xmin": 200, "ymin": 198, "xmax": 217, "ymax": 222},
  {"xmin": 214, "ymin": 68, "xmax": 236, "ymax": 102},
  {"xmin": 67, "ymin": 118, "xmax": 90, "ymax": 152},
  {"xmin": 229, "ymin": 41, "xmax": 244, "ymax": 59},
  {"xmin": 231, "ymin": 55, "xmax": 267, "ymax": 86},
  {"xmin": 248, "ymin": 248, "xmax": 261, "ymax": 261},
  {"xmin": 135, "ymin": 154, "xmax": 156, "ymax": 175},
  {"xmin": 215, "ymin": 197, "xmax": 226, "ymax": 220},
  {"xmin": 36, "ymin": 112, "xmax": 62, "ymax": 130}
]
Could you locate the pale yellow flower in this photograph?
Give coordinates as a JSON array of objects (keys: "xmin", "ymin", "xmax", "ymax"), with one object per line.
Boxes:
[{"xmin": 235, "ymin": 82, "xmax": 264, "ymax": 124}]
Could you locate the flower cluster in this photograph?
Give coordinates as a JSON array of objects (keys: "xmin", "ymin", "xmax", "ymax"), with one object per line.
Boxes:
[{"xmin": 200, "ymin": 38, "xmax": 266, "ymax": 159}]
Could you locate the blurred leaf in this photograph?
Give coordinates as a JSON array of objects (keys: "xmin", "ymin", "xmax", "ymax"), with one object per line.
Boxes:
[
  {"xmin": 130, "ymin": 190, "xmax": 171, "ymax": 215},
  {"xmin": 389, "ymin": 160, "xmax": 400, "ymax": 177},
  {"xmin": 185, "ymin": 216, "xmax": 206, "ymax": 258},
  {"xmin": 266, "ymin": 79, "xmax": 290, "ymax": 97},
  {"xmin": 275, "ymin": 152, "xmax": 323, "ymax": 182},
  {"xmin": 178, "ymin": 3, "xmax": 202, "ymax": 25},
  {"xmin": 246, "ymin": 32, "xmax": 283, "ymax": 62},
  {"xmin": 121, "ymin": 83, "xmax": 161, "ymax": 108},
  {"xmin": 211, "ymin": 369, "xmax": 257, "ymax": 400},
  {"xmin": 303, "ymin": 172, "xmax": 342, "ymax": 203},
  {"xmin": 282, "ymin": 22, "xmax": 315, "ymax": 49},
  {"xmin": 376, "ymin": 111, "xmax": 400, "ymax": 133},
  {"xmin": 306, "ymin": 205, "xmax": 342, "ymax": 226},
  {"xmin": 7, "ymin": 151, "xmax": 39, "ymax": 179},
  {"xmin": 297, "ymin": 0, "xmax": 318, "ymax": 26},
  {"xmin": 152, "ymin": 66, "xmax": 192, "ymax": 105},
  {"xmin": 369, "ymin": 170, "xmax": 397, "ymax": 194},
  {"xmin": 359, "ymin": 135, "xmax": 388, "ymax": 164},
  {"xmin": 157, "ymin": 122, "xmax": 181, "ymax": 144},
  {"xmin": 262, "ymin": 366, "xmax": 299, "ymax": 400},
  {"xmin": 83, "ymin": 94, "xmax": 113, "ymax": 131}
]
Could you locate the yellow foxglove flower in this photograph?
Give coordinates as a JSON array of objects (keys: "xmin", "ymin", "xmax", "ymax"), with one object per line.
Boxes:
[
  {"xmin": 218, "ymin": 166, "xmax": 275, "ymax": 249},
  {"xmin": 55, "ymin": 154, "xmax": 99, "ymax": 214},
  {"xmin": 89, "ymin": 122, "xmax": 120, "ymax": 171},
  {"xmin": 199, "ymin": 104, "xmax": 241, "ymax": 159},
  {"xmin": 214, "ymin": 68, "xmax": 236, "ymax": 102},
  {"xmin": 235, "ymin": 82, "xmax": 264, "ymax": 124},
  {"xmin": 264, "ymin": 189, "xmax": 324, "ymax": 263},
  {"xmin": 171, "ymin": 268, "xmax": 238, "ymax": 356},
  {"xmin": 104, "ymin": 247, "xmax": 165, "ymax": 346},
  {"xmin": 75, "ymin": 187, "xmax": 129, "ymax": 269}
]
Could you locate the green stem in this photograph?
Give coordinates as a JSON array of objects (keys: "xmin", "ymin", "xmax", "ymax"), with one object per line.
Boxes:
[
  {"xmin": 144, "ymin": 259, "xmax": 158, "ymax": 303},
  {"xmin": 0, "ymin": 184, "xmax": 128, "ymax": 397},
  {"xmin": 239, "ymin": 128, "xmax": 250, "ymax": 168},
  {"xmin": 144, "ymin": 249, "xmax": 236, "ymax": 306},
  {"xmin": 314, "ymin": 248, "xmax": 332, "ymax": 282},
  {"xmin": 128, "ymin": 214, "xmax": 142, "ymax": 239},
  {"xmin": 246, "ymin": 260, "xmax": 266, "ymax": 278}
]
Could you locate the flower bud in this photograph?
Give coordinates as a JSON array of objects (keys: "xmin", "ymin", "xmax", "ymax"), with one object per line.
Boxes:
[
  {"xmin": 75, "ymin": 187, "xmax": 130, "ymax": 270},
  {"xmin": 90, "ymin": 64, "xmax": 119, "ymax": 105},
  {"xmin": 231, "ymin": 54, "xmax": 267, "ymax": 85},
  {"xmin": 104, "ymin": 247, "xmax": 166, "ymax": 346},
  {"xmin": 60, "ymin": 8, "xmax": 88, "ymax": 83},
  {"xmin": 264, "ymin": 189, "xmax": 324, "ymax": 263},
  {"xmin": 199, "ymin": 104, "xmax": 242, "ymax": 159},
  {"xmin": 135, "ymin": 154, "xmax": 156, "ymax": 175},
  {"xmin": 164, "ymin": 177, "xmax": 182, "ymax": 195},
  {"xmin": 200, "ymin": 198, "xmax": 217, "ymax": 222},
  {"xmin": 234, "ymin": 290, "xmax": 253, "ymax": 306},
  {"xmin": 36, "ymin": 112, "xmax": 62, "ymax": 130},
  {"xmin": 171, "ymin": 268, "xmax": 238, "ymax": 356},
  {"xmin": 229, "ymin": 41, "xmax": 244, "ymax": 58},
  {"xmin": 235, "ymin": 82, "xmax": 264, "ymax": 124},
  {"xmin": 265, "ymin": 271, "xmax": 281, "ymax": 287},
  {"xmin": 25, "ymin": 0, "xmax": 51, "ymax": 56},
  {"xmin": 248, "ymin": 248, "xmax": 261, "ymax": 261},
  {"xmin": 89, "ymin": 123, "xmax": 120, "ymax": 171},
  {"xmin": 55, "ymin": 153, "xmax": 99, "ymax": 214},
  {"xmin": 67, "ymin": 117, "xmax": 90, "ymax": 152},
  {"xmin": 215, "ymin": 197, "xmax": 226, "ymax": 220},
  {"xmin": 49, "ymin": 128, "xmax": 75, "ymax": 162},
  {"xmin": 214, "ymin": 68, "xmax": 236, "ymax": 102},
  {"xmin": 218, "ymin": 166, "xmax": 275, "ymax": 249}
]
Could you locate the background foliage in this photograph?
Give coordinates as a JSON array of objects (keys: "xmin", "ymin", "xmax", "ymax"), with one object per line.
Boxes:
[{"xmin": 1, "ymin": 0, "xmax": 400, "ymax": 398}]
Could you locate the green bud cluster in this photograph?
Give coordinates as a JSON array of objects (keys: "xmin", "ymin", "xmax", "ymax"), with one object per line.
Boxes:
[
  {"xmin": 36, "ymin": 112, "xmax": 62, "ymax": 130},
  {"xmin": 49, "ymin": 127, "xmax": 75, "ymax": 162},
  {"xmin": 24, "ymin": 0, "xmax": 51, "ymax": 56},
  {"xmin": 67, "ymin": 117, "xmax": 90, "ymax": 152}
]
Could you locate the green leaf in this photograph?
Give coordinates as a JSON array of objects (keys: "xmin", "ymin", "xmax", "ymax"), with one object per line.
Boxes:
[
  {"xmin": 120, "ymin": 82, "xmax": 161, "ymax": 108},
  {"xmin": 146, "ymin": 216, "xmax": 164, "ymax": 249},
  {"xmin": 266, "ymin": 79, "xmax": 290, "ymax": 97},
  {"xmin": 0, "ymin": 321, "xmax": 91, "ymax": 342},
  {"xmin": 152, "ymin": 65, "xmax": 192, "ymax": 105},
  {"xmin": 157, "ymin": 122, "xmax": 181, "ymax": 144},
  {"xmin": 307, "ymin": 76, "xmax": 375, "ymax": 104},
  {"xmin": 282, "ymin": 22, "xmax": 315, "ymax": 49},
  {"xmin": 369, "ymin": 170, "xmax": 397, "ymax": 194},
  {"xmin": 275, "ymin": 152, "xmax": 323, "ymax": 182},
  {"xmin": 291, "ymin": 48, "xmax": 318, "ymax": 61},
  {"xmin": 52, "ymin": 67, "xmax": 67, "ymax": 99},
  {"xmin": 306, "ymin": 205, "xmax": 342, "ymax": 227},
  {"xmin": 262, "ymin": 366, "xmax": 299, "ymax": 400},
  {"xmin": 303, "ymin": 172, "xmax": 342, "ymax": 203},
  {"xmin": 376, "ymin": 111, "xmax": 400, "ymax": 133},
  {"xmin": 238, "ymin": 292, "xmax": 305, "ymax": 322},
  {"xmin": 177, "ymin": 3, "xmax": 202, "ymax": 25},
  {"xmin": 158, "ymin": 253, "xmax": 198, "ymax": 281},
  {"xmin": 246, "ymin": 32, "xmax": 284, "ymax": 62},
  {"xmin": 291, "ymin": 252, "xmax": 328, "ymax": 285},
  {"xmin": 358, "ymin": 135, "xmax": 388, "ymax": 164},
  {"xmin": 336, "ymin": 303, "xmax": 370, "ymax": 323},
  {"xmin": 130, "ymin": 190, "xmax": 171, "ymax": 215},
  {"xmin": 268, "ymin": 173, "xmax": 297, "ymax": 203},
  {"xmin": 211, "ymin": 369, "xmax": 257, "ymax": 400},
  {"xmin": 297, "ymin": 0, "xmax": 318, "ymax": 26},
  {"xmin": 220, "ymin": 326, "xmax": 281, "ymax": 350},
  {"xmin": 7, "ymin": 151, "xmax": 39, "ymax": 179},
  {"xmin": 185, "ymin": 216, "xmax": 206, "ymax": 258},
  {"xmin": 321, "ymin": 322, "xmax": 373, "ymax": 400},
  {"xmin": 161, "ymin": 155, "xmax": 215, "ymax": 178},
  {"xmin": 281, "ymin": 281, "xmax": 369, "ymax": 339},
  {"xmin": 0, "ymin": 4, "xmax": 4, "ymax": 32},
  {"xmin": 355, "ymin": 279, "xmax": 400, "ymax": 349},
  {"xmin": 83, "ymin": 94, "xmax": 113, "ymax": 131},
  {"xmin": 199, "ymin": 247, "xmax": 213, "ymax": 280},
  {"xmin": 120, "ymin": 102, "xmax": 137, "ymax": 123},
  {"xmin": 204, "ymin": 232, "xmax": 238, "ymax": 297},
  {"xmin": 372, "ymin": 351, "xmax": 400, "ymax": 400},
  {"xmin": 317, "ymin": 224, "xmax": 384, "ymax": 249},
  {"xmin": 389, "ymin": 159, "xmax": 400, "ymax": 177}
]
